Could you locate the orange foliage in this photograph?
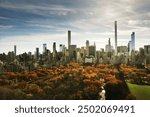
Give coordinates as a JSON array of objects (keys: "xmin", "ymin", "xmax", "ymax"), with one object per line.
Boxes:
[{"xmin": 0, "ymin": 63, "xmax": 139, "ymax": 99}]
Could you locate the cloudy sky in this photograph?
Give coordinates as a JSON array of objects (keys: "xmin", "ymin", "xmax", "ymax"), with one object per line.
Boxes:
[{"xmin": 0, "ymin": 0, "xmax": 150, "ymax": 54}]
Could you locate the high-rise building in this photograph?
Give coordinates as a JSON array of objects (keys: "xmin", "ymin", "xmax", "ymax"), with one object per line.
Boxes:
[
  {"xmin": 114, "ymin": 21, "xmax": 118, "ymax": 56},
  {"xmin": 131, "ymin": 32, "xmax": 135, "ymax": 51},
  {"xmin": 139, "ymin": 48, "xmax": 144, "ymax": 56},
  {"xmin": 53, "ymin": 42, "xmax": 56, "ymax": 58},
  {"xmin": 105, "ymin": 38, "xmax": 112, "ymax": 52},
  {"xmin": 14, "ymin": 45, "xmax": 17, "ymax": 56},
  {"xmin": 62, "ymin": 45, "xmax": 65, "ymax": 53},
  {"xmin": 86, "ymin": 40, "xmax": 89, "ymax": 56},
  {"xmin": 43, "ymin": 44, "xmax": 47, "ymax": 54},
  {"xmin": 128, "ymin": 41, "xmax": 132, "ymax": 54},
  {"xmin": 59, "ymin": 44, "xmax": 63, "ymax": 52},
  {"xmin": 89, "ymin": 45, "xmax": 96, "ymax": 57},
  {"xmin": 69, "ymin": 45, "xmax": 77, "ymax": 61},
  {"xmin": 128, "ymin": 32, "xmax": 136, "ymax": 55},
  {"xmin": 28, "ymin": 52, "xmax": 32, "ymax": 59},
  {"xmin": 108, "ymin": 38, "xmax": 111, "ymax": 46},
  {"xmin": 80, "ymin": 47, "xmax": 85, "ymax": 58},
  {"xmin": 148, "ymin": 45, "xmax": 150, "ymax": 54},
  {"xmin": 144, "ymin": 45, "xmax": 148, "ymax": 54},
  {"xmin": 117, "ymin": 46, "xmax": 128, "ymax": 53},
  {"xmin": 35, "ymin": 48, "xmax": 39, "ymax": 60},
  {"xmin": 68, "ymin": 30, "xmax": 71, "ymax": 50},
  {"xmin": 144, "ymin": 45, "xmax": 150, "ymax": 64},
  {"xmin": 144, "ymin": 45, "xmax": 150, "ymax": 54}
]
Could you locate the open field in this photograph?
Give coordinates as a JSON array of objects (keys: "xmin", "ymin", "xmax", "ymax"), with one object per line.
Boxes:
[{"xmin": 127, "ymin": 83, "xmax": 150, "ymax": 100}]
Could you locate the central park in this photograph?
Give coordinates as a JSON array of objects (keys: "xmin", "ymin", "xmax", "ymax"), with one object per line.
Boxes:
[{"xmin": 0, "ymin": 63, "xmax": 150, "ymax": 100}]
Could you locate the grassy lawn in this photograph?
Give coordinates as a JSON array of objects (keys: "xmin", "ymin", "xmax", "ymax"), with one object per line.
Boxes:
[{"xmin": 127, "ymin": 83, "xmax": 150, "ymax": 100}]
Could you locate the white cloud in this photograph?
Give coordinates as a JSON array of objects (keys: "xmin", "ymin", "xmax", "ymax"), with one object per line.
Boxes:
[
  {"xmin": 0, "ymin": 0, "xmax": 150, "ymax": 54},
  {"xmin": 0, "ymin": 25, "xmax": 13, "ymax": 29},
  {"xmin": 0, "ymin": 16, "xmax": 9, "ymax": 19},
  {"xmin": 0, "ymin": 2, "xmax": 76, "ymax": 16}
]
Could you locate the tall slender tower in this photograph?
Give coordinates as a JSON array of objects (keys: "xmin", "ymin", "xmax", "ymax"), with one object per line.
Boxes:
[
  {"xmin": 108, "ymin": 38, "xmax": 111, "ymax": 52},
  {"xmin": 53, "ymin": 42, "xmax": 56, "ymax": 58},
  {"xmin": 131, "ymin": 32, "xmax": 135, "ymax": 51},
  {"xmin": 114, "ymin": 21, "xmax": 117, "ymax": 56},
  {"xmin": 86, "ymin": 40, "xmax": 89, "ymax": 56},
  {"xmin": 14, "ymin": 45, "xmax": 16, "ymax": 56},
  {"xmin": 35, "ymin": 47, "xmax": 39, "ymax": 60},
  {"xmin": 68, "ymin": 30, "xmax": 71, "ymax": 50},
  {"xmin": 108, "ymin": 38, "xmax": 111, "ymax": 46}
]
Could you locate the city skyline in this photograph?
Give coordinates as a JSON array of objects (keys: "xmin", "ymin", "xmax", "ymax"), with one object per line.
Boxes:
[{"xmin": 0, "ymin": 0, "xmax": 150, "ymax": 54}]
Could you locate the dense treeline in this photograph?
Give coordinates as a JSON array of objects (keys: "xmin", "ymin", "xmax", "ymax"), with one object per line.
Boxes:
[
  {"xmin": 0, "ymin": 63, "xmax": 136, "ymax": 100},
  {"xmin": 120, "ymin": 64, "xmax": 150, "ymax": 85}
]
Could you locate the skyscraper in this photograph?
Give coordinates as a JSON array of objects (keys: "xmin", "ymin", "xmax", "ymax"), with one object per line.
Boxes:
[
  {"xmin": 108, "ymin": 38, "xmax": 111, "ymax": 46},
  {"xmin": 114, "ymin": 21, "xmax": 118, "ymax": 56},
  {"xmin": 86, "ymin": 40, "xmax": 89, "ymax": 56},
  {"xmin": 144, "ymin": 45, "xmax": 150, "ymax": 54},
  {"xmin": 68, "ymin": 30, "xmax": 71, "ymax": 50},
  {"xmin": 53, "ymin": 42, "xmax": 56, "ymax": 58},
  {"xmin": 60, "ymin": 44, "xmax": 63, "ymax": 52},
  {"xmin": 14, "ymin": 45, "xmax": 16, "ymax": 56},
  {"xmin": 105, "ymin": 38, "xmax": 112, "ymax": 52},
  {"xmin": 69, "ymin": 45, "xmax": 77, "ymax": 61},
  {"xmin": 35, "ymin": 48, "xmax": 39, "ymax": 60},
  {"xmin": 128, "ymin": 32, "xmax": 136, "ymax": 55},
  {"xmin": 89, "ymin": 45, "xmax": 96, "ymax": 58},
  {"xmin": 128, "ymin": 40, "xmax": 132, "ymax": 54},
  {"xmin": 131, "ymin": 32, "xmax": 135, "ymax": 51},
  {"xmin": 43, "ymin": 43, "xmax": 47, "ymax": 54}
]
